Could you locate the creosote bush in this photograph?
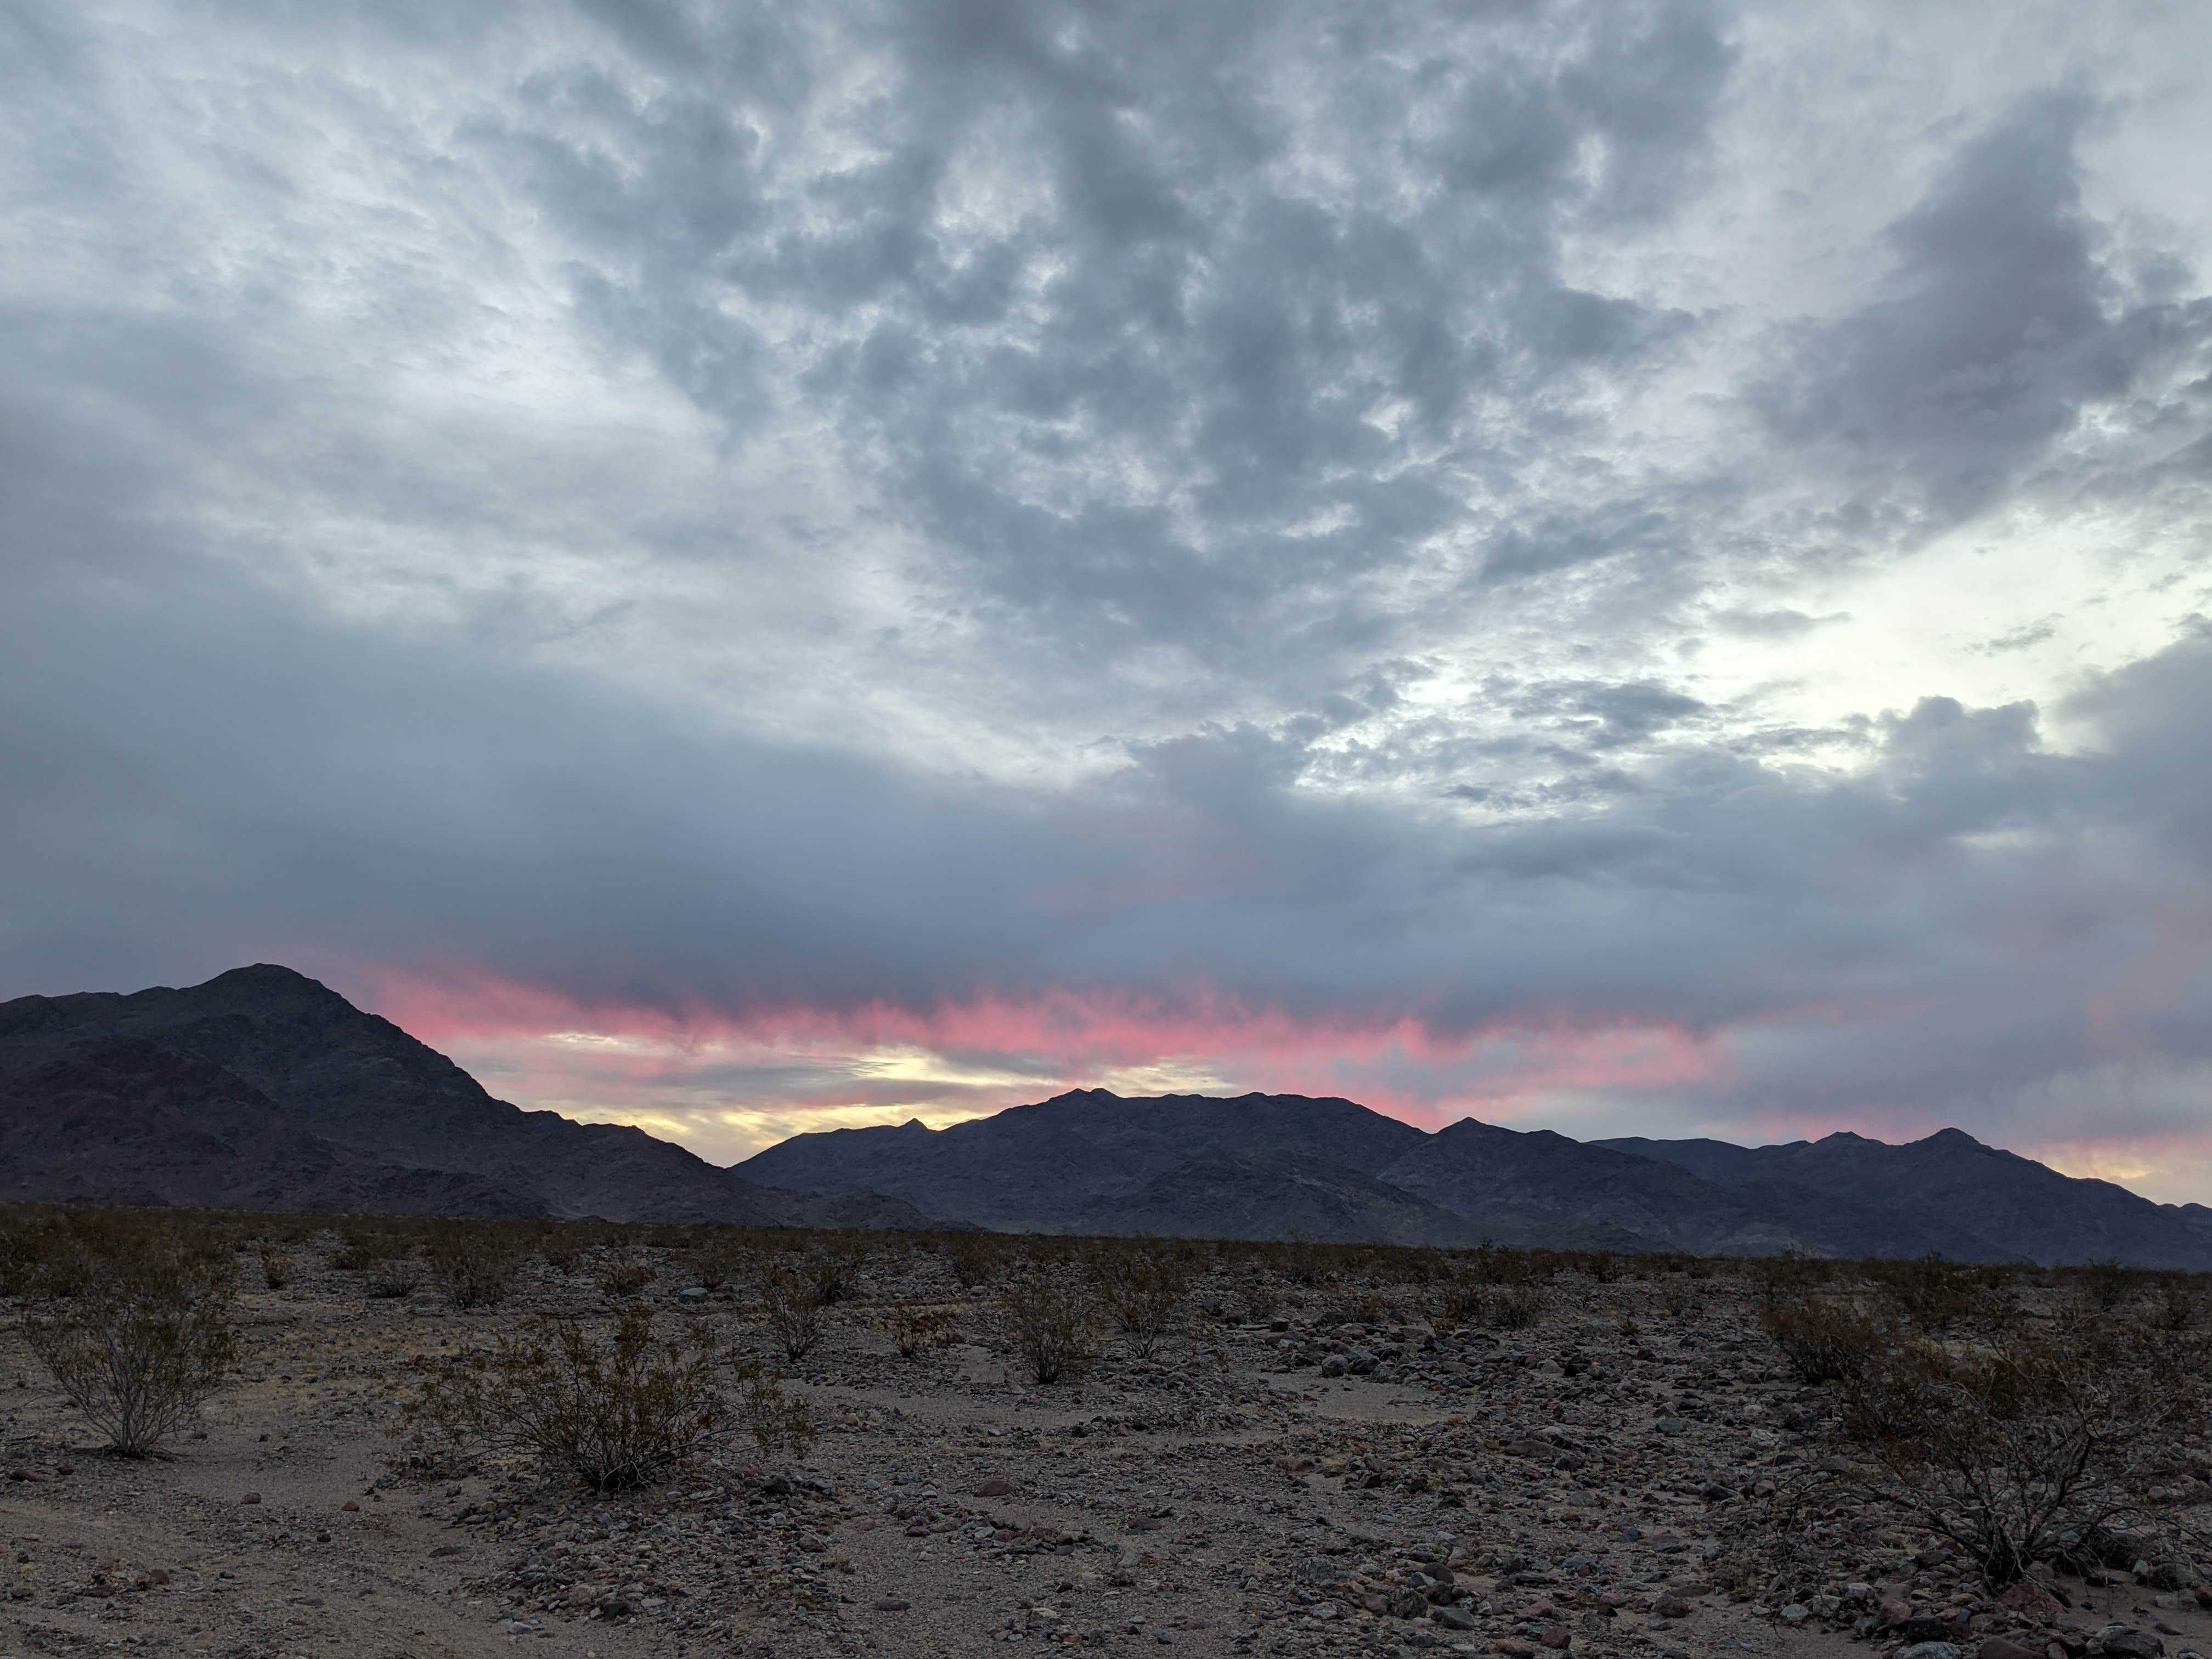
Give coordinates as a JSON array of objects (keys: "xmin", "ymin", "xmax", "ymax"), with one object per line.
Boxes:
[
  {"xmin": 1090, "ymin": 1246, "xmax": 1187, "ymax": 1358},
  {"xmin": 730, "ymin": 1355, "xmax": 817, "ymax": 1462},
  {"xmin": 597, "ymin": 1260, "xmax": 655, "ymax": 1301},
  {"xmin": 425, "ymin": 1221, "xmax": 518, "ymax": 1311},
  {"xmin": 882, "ymin": 1302, "xmax": 957, "ymax": 1359},
  {"xmin": 1836, "ymin": 1314, "xmax": 2210, "ymax": 1586},
  {"xmin": 1758, "ymin": 1292, "xmax": 1886, "ymax": 1385},
  {"xmin": 22, "ymin": 1215, "xmax": 237, "ymax": 1457},
  {"xmin": 405, "ymin": 1311, "xmax": 730, "ymax": 1491},
  {"xmin": 757, "ymin": 1265, "xmax": 822, "ymax": 1362},
  {"xmin": 1000, "ymin": 1271, "xmax": 1098, "ymax": 1384}
]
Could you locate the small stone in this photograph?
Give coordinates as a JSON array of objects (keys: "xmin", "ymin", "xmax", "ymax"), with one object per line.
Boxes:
[
  {"xmin": 1432, "ymin": 1606, "xmax": 1478, "ymax": 1630},
  {"xmin": 874, "ymin": 1598, "xmax": 910, "ymax": 1611},
  {"xmin": 1893, "ymin": 1645, "xmax": 1963, "ymax": 1659},
  {"xmin": 1780, "ymin": 1604, "xmax": 1809, "ymax": 1627},
  {"xmin": 975, "ymin": 1479, "xmax": 1013, "ymax": 1497},
  {"xmin": 1977, "ymin": 1639, "xmax": 2044, "ymax": 1659},
  {"xmin": 241, "ymin": 1492, "xmax": 261, "ymax": 1505},
  {"xmin": 341, "ymin": 1500, "xmax": 359, "ymax": 1512}
]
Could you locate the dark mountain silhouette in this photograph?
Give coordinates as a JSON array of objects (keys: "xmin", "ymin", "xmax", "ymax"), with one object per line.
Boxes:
[
  {"xmin": 7, "ymin": 964, "xmax": 2209, "ymax": 1265},
  {"xmin": 0, "ymin": 1041, "xmax": 542, "ymax": 1216},
  {"xmin": 736, "ymin": 1088, "xmax": 1427, "ymax": 1231},
  {"xmin": 747, "ymin": 1090, "xmax": 2212, "ymax": 1266},
  {"xmin": 0, "ymin": 965, "xmax": 929, "ymax": 1229},
  {"xmin": 1600, "ymin": 1130, "xmax": 2212, "ymax": 1271},
  {"xmin": 1078, "ymin": 1149, "xmax": 1489, "ymax": 1247}
]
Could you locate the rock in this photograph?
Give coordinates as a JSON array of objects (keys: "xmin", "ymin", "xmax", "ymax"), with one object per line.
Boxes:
[
  {"xmin": 1652, "ymin": 1417, "xmax": 1688, "ymax": 1435},
  {"xmin": 1347, "ymin": 1347, "xmax": 1379, "ymax": 1374},
  {"xmin": 1895, "ymin": 1645, "xmax": 1963, "ymax": 1659},
  {"xmin": 1978, "ymin": 1640, "xmax": 2044, "ymax": 1659},
  {"xmin": 1291, "ymin": 1556, "xmax": 1341, "ymax": 1587},
  {"xmin": 1539, "ymin": 1625, "xmax": 1571, "ymax": 1650},
  {"xmin": 1999, "ymin": 1581, "xmax": 2065, "ymax": 1618},
  {"xmin": 2089, "ymin": 1629, "xmax": 2164, "ymax": 1658},
  {"xmin": 676, "ymin": 1285, "xmax": 708, "ymax": 1302},
  {"xmin": 340, "ymin": 1500, "xmax": 359, "ymax": 1513},
  {"xmin": 241, "ymin": 1492, "xmax": 261, "ymax": 1505},
  {"xmin": 1432, "ymin": 1606, "xmax": 1478, "ymax": 1630},
  {"xmin": 1779, "ymin": 1603, "xmax": 1809, "ymax": 1627},
  {"xmin": 975, "ymin": 1479, "xmax": 1013, "ymax": 1497},
  {"xmin": 873, "ymin": 1598, "xmax": 910, "ymax": 1612},
  {"xmin": 2140, "ymin": 1562, "xmax": 2194, "ymax": 1593},
  {"xmin": 1651, "ymin": 1593, "xmax": 1691, "ymax": 1618},
  {"xmin": 1389, "ymin": 1590, "xmax": 1427, "ymax": 1618},
  {"xmin": 1319, "ymin": 1356, "xmax": 1348, "ymax": 1378}
]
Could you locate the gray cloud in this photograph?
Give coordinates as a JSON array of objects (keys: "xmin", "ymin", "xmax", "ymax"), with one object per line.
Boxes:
[{"xmin": 3, "ymin": 0, "xmax": 2212, "ymax": 1185}]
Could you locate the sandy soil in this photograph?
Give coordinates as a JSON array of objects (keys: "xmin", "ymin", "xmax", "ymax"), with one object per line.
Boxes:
[{"xmin": 3, "ymin": 1239, "xmax": 2208, "ymax": 1659}]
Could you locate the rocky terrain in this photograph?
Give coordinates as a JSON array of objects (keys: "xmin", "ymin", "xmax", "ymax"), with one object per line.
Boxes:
[{"xmin": 3, "ymin": 1218, "xmax": 2208, "ymax": 1659}]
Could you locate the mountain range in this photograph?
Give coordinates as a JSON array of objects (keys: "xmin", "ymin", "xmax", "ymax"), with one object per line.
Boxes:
[
  {"xmin": 0, "ymin": 965, "xmax": 928, "ymax": 1230},
  {"xmin": 3, "ymin": 964, "xmax": 2210, "ymax": 1267}
]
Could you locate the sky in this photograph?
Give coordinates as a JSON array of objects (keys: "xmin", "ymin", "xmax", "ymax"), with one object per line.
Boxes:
[{"xmin": 4, "ymin": 1, "xmax": 2211, "ymax": 1200}]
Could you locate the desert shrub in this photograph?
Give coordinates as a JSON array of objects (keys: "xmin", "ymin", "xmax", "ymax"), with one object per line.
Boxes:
[
  {"xmin": 597, "ymin": 1261, "xmax": 655, "ymax": 1301},
  {"xmin": 367, "ymin": 1252, "xmax": 423, "ymax": 1299},
  {"xmin": 757, "ymin": 1265, "xmax": 822, "ymax": 1362},
  {"xmin": 425, "ymin": 1222, "xmax": 517, "ymax": 1311},
  {"xmin": 1090, "ymin": 1246, "xmax": 1188, "ymax": 1358},
  {"xmin": 1864, "ymin": 1253, "xmax": 1984, "ymax": 1331},
  {"xmin": 1465, "ymin": 1245, "xmax": 1545, "ymax": 1288},
  {"xmin": 730, "ymin": 1355, "xmax": 817, "ymax": 1460},
  {"xmin": 2155, "ymin": 1273, "xmax": 2207, "ymax": 1331},
  {"xmin": 690, "ymin": 1233, "xmax": 751, "ymax": 1293},
  {"xmin": 1237, "ymin": 1274, "xmax": 1282, "ymax": 1324},
  {"xmin": 1422, "ymin": 1277, "xmax": 1485, "ymax": 1334},
  {"xmin": 405, "ymin": 1311, "xmax": 728, "ymax": 1491},
  {"xmin": 2076, "ymin": 1258, "xmax": 2140, "ymax": 1314},
  {"xmin": 882, "ymin": 1302, "xmax": 957, "ymax": 1359},
  {"xmin": 943, "ymin": 1233, "xmax": 1006, "ymax": 1291},
  {"xmin": 1483, "ymin": 1285, "xmax": 1546, "ymax": 1330},
  {"xmin": 808, "ymin": 1242, "xmax": 865, "ymax": 1305},
  {"xmin": 1747, "ymin": 1250, "xmax": 1830, "ymax": 1304},
  {"xmin": 254, "ymin": 1245, "xmax": 291, "ymax": 1292},
  {"xmin": 1837, "ymin": 1316, "xmax": 2210, "ymax": 1586},
  {"xmin": 22, "ymin": 1217, "xmax": 236, "ymax": 1456},
  {"xmin": 1000, "ymin": 1271, "xmax": 1098, "ymax": 1384},
  {"xmin": 1758, "ymin": 1293, "xmax": 1886, "ymax": 1384}
]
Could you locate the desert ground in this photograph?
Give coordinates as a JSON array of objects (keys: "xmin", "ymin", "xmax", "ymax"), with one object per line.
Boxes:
[{"xmin": 3, "ymin": 1222, "xmax": 2209, "ymax": 1659}]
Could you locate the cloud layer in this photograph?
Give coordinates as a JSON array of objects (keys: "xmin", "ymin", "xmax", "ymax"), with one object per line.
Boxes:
[{"xmin": 4, "ymin": 1, "xmax": 2211, "ymax": 1195}]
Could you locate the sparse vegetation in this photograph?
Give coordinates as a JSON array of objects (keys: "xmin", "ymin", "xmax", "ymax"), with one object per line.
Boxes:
[
  {"xmin": 1090, "ymin": 1244, "xmax": 1187, "ymax": 1358},
  {"xmin": 882, "ymin": 1301, "xmax": 958, "ymax": 1358},
  {"xmin": 756, "ymin": 1263, "xmax": 823, "ymax": 1362},
  {"xmin": 1836, "ymin": 1312, "xmax": 2209, "ymax": 1585},
  {"xmin": 405, "ymin": 1311, "xmax": 729, "ymax": 1491},
  {"xmin": 1000, "ymin": 1269, "xmax": 1098, "ymax": 1383},
  {"xmin": 21, "ymin": 1214, "xmax": 237, "ymax": 1457},
  {"xmin": 424, "ymin": 1220, "xmax": 518, "ymax": 1310}
]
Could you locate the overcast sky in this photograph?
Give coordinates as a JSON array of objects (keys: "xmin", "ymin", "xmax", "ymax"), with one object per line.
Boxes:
[{"xmin": 5, "ymin": 1, "xmax": 2212, "ymax": 1198}]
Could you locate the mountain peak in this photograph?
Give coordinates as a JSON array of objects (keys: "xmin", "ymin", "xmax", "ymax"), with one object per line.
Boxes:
[{"xmin": 199, "ymin": 963, "xmax": 343, "ymax": 1001}]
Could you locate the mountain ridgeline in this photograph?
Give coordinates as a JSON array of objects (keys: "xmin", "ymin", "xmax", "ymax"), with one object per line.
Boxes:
[
  {"xmin": 736, "ymin": 1088, "xmax": 2212, "ymax": 1267},
  {"xmin": 2, "ymin": 965, "xmax": 2208, "ymax": 1267}
]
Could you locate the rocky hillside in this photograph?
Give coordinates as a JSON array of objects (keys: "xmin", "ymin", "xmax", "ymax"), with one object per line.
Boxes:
[
  {"xmin": 743, "ymin": 1089, "xmax": 2212, "ymax": 1266},
  {"xmin": 0, "ymin": 965, "xmax": 929, "ymax": 1229}
]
